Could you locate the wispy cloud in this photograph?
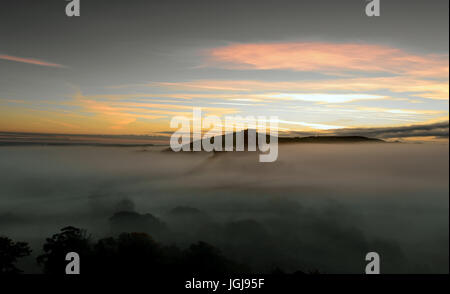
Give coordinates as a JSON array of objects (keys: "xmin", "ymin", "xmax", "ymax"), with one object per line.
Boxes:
[
  {"xmin": 62, "ymin": 92, "xmax": 240, "ymax": 130},
  {"xmin": 257, "ymin": 93, "xmax": 385, "ymax": 103},
  {"xmin": 207, "ymin": 42, "xmax": 449, "ymax": 77},
  {"xmin": 0, "ymin": 54, "xmax": 65, "ymax": 68},
  {"xmin": 154, "ymin": 77, "xmax": 449, "ymax": 101}
]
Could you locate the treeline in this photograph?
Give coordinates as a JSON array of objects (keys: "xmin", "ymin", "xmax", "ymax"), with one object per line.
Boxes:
[{"xmin": 1, "ymin": 226, "xmax": 252, "ymax": 275}]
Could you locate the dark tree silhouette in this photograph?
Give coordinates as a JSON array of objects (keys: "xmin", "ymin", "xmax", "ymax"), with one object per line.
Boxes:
[
  {"xmin": 35, "ymin": 225, "xmax": 312, "ymax": 276},
  {"xmin": 0, "ymin": 236, "xmax": 31, "ymax": 274},
  {"xmin": 94, "ymin": 232, "xmax": 164, "ymax": 274},
  {"xmin": 182, "ymin": 241, "xmax": 248, "ymax": 276},
  {"xmin": 37, "ymin": 226, "xmax": 92, "ymax": 274},
  {"xmin": 35, "ymin": 225, "xmax": 251, "ymax": 276}
]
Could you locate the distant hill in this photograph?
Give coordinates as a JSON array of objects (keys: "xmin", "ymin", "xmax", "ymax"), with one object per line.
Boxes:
[
  {"xmin": 169, "ymin": 129, "xmax": 384, "ymax": 152},
  {"xmin": 278, "ymin": 135, "xmax": 384, "ymax": 144}
]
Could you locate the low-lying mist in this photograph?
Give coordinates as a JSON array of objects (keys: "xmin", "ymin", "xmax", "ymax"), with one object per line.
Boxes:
[{"xmin": 0, "ymin": 143, "xmax": 448, "ymax": 273}]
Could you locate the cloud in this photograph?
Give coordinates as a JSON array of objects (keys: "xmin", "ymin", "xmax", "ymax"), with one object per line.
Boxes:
[
  {"xmin": 258, "ymin": 93, "xmax": 385, "ymax": 103},
  {"xmin": 61, "ymin": 92, "xmax": 240, "ymax": 131},
  {"xmin": 72, "ymin": 94, "xmax": 238, "ymax": 116},
  {"xmin": 287, "ymin": 121, "xmax": 449, "ymax": 140},
  {"xmin": 353, "ymin": 107, "xmax": 445, "ymax": 116},
  {"xmin": 207, "ymin": 42, "xmax": 449, "ymax": 77},
  {"xmin": 336, "ymin": 121, "xmax": 449, "ymax": 139},
  {"xmin": 154, "ymin": 77, "xmax": 449, "ymax": 101},
  {"xmin": 1, "ymin": 143, "xmax": 447, "ymax": 273},
  {"xmin": 0, "ymin": 54, "xmax": 65, "ymax": 68},
  {"xmin": 273, "ymin": 119, "xmax": 344, "ymax": 130}
]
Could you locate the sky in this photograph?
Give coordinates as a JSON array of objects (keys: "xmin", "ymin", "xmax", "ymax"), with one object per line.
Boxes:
[{"xmin": 0, "ymin": 0, "xmax": 448, "ymax": 140}]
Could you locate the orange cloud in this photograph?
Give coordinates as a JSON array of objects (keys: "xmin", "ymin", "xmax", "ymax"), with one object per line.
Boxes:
[
  {"xmin": 58, "ymin": 92, "xmax": 241, "ymax": 131},
  {"xmin": 0, "ymin": 54, "xmax": 65, "ymax": 68},
  {"xmin": 208, "ymin": 42, "xmax": 448, "ymax": 77}
]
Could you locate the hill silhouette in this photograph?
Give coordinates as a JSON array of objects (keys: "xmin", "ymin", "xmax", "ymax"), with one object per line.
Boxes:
[{"xmin": 168, "ymin": 129, "xmax": 384, "ymax": 152}]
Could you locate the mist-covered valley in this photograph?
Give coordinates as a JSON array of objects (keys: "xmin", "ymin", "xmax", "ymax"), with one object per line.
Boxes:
[{"xmin": 0, "ymin": 143, "xmax": 448, "ymax": 274}]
